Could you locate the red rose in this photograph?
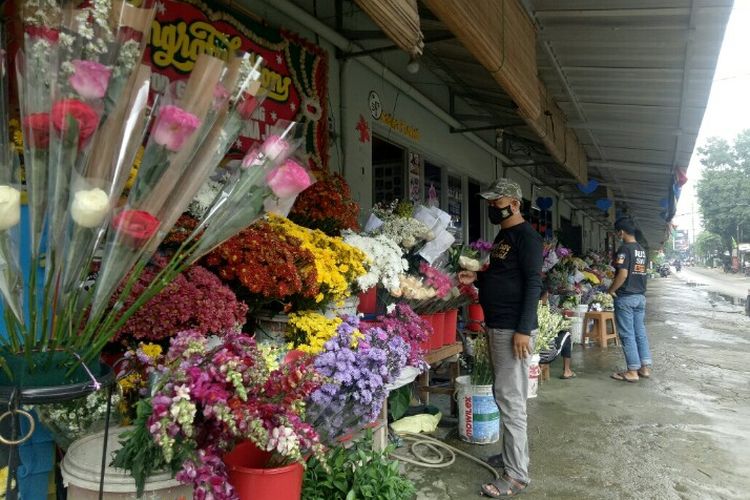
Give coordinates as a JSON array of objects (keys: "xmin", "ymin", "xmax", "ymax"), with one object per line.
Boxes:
[
  {"xmin": 24, "ymin": 26, "xmax": 60, "ymax": 43},
  {"xmin": 112, "ymin": 210, "xmax": 160, "ymax": 248},
  {"xmin": 51, "ymin": 99, "xmax": 100, "ymax": 149},
  {"xmin": 118, "ymin": 26, "xmax": 143, "ymax": 43},
  {"xmin": 22, "ymin": 113, "xmax": 51, "ymax": 149}
]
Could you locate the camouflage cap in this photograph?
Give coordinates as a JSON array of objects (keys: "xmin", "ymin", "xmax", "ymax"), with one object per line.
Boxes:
[{"xmin": 478, "ymin": 178, "xmax": 523, "ymax": 201}]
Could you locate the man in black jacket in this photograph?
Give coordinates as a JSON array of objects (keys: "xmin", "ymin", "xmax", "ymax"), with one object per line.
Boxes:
[{"xmin": 463, "ymin": 178, "xmax": 543, "ymax": 498}]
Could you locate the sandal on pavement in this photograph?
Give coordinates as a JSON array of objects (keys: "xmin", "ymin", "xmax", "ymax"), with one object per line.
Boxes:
[
  {"xmin": 560, "ymin": 373, "xmax": 576, "ymax": 380},
  {"xmin": 481, "ymin": 474, "xmax": 528, "ymax": 498},
  {"xmin": 485, "ymin": 453, "xmax": 504, "ymax": 469},
  {"xmin": 610, "ymin": 371, "xmax": 639, "ymax": 383},
  {"xmin": 638, "ymin": 367, "xmax": 652, "ymax": 378}
]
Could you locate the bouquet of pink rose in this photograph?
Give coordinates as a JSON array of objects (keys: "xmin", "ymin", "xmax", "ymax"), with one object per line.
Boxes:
[
  {"xmin": 0, "ymin": 0, "xmax": 315, "ymax": 379},
  {"xmin": 113, "ymin": 330, "xmax": 324, "ymax": 499}
]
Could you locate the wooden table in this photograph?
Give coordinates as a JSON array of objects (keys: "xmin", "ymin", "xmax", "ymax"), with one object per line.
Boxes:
[{"xmin": 417, "ymin": 342, "xmax": 464, "ymax": 416}]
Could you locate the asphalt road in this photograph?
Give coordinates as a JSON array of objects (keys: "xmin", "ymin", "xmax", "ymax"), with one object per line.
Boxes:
[{"xmin": 676, "ymin": 266, "xmax": 750, "ymax": 301}]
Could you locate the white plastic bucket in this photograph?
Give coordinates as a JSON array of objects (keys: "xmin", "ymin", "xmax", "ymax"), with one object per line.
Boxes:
[
  {"xmin": 528, "ymin": 354, "xmax": 541, "ymax": 399},
  {"xmin": 569, "ymin": 317, "xmax": 584, "ymax": 344},
  {"xmin": 455, "ymin": 375, "xmax": 500, "ymax": 444},
  {"xmin": 576, "ymin": 304, "xmax": 589, "ymax": 315},
  {"xmin": 61, "ymin": 427, "xmax": 193, "ymax": 499}
]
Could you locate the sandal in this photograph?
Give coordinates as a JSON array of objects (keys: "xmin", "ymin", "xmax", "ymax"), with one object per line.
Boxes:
[
  {"xmin": 638, "ymin": 367, "xmax": 652, "ymax": 378},
  {"xmin": 610, "ymin": 371, "xmax": 639, "ymax": 383},
  {"xmin": 481, "ymin": 474, "xmax": 528, "ymax": 498},
  {"xmin": 560, "ymin": 373, "xmax": 576, "ymax": 380}
]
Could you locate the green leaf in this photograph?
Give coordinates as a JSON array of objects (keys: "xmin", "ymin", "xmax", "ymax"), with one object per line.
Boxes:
[{"xmin": 388, "ymin": 385, "xmax": 411, "ymax": 421}]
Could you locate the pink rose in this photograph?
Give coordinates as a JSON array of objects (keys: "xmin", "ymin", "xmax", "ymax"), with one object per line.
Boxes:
[
  {"xmin": 265, "ymin": 158, "xmax": 312, "ymax": 198},
  {"xmin": 151, "ymin": 105, "xmax": 201, "ymax": 152},
  {"xmin": 69, "ymin": 60, "xmax": 112, "ymax": 100}
]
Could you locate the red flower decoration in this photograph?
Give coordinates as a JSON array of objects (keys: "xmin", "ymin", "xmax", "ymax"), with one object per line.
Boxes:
[
  {"xmin": 22, "ymin": 113, "xmax": 51, "ymax": 149},
  {"xmin": 288, "ymin": 173, "xmax": 360, "ymax": 236},
  {"xmin": 24, "ymin": 26, "xmax": 60, "ymax": 43},
  {"xmin": 50, "ymin": 99, "xmax": 99, "ymax": 149},
  {"xmin": 113, "ymin": 209, "xmax": 160, "ymax": 248},
  {"xmin": 204, "ymin": 220, "xmax": 319, "ymax": 311}
]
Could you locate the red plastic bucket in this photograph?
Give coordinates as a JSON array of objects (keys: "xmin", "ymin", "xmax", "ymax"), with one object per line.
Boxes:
[
  {"xmin": 224, "ymin": 441, "xmax": 304, "ymax": 500},
  {"xmin": 443, "ymin": 309, "xmax": 458, "ymax": 345},
  {"xmin": 467, "ymin": 304, "xmax": 484, "ymax": 332},
  {"xmin": 357, "ymin": 287, "xmax": 377, "ymax": 314},
  {"xmin": 429, "ymin": 312, "xmax": 445, "ymax": 349},
  {"xmin": 418, "ymin": 314, "xmax": 434, "ymax": 351}
]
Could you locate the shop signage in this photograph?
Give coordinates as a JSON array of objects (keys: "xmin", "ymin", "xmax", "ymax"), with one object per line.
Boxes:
[
  {"xmin": 146, "ymin": 0, "xmax": 330, "ymax": 170},
  {"xmin": 379, "ymin": 112, "xmax": 420, "ymax": 141},
  {"xmin": 369, "ymin": 90, "xmax": 420, "ymax": 141}
]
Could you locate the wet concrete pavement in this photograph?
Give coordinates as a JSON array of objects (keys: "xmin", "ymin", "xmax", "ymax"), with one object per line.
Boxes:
[{"xmin": 403, "ymin": 276, "xmax": 750, "ymax": 499}]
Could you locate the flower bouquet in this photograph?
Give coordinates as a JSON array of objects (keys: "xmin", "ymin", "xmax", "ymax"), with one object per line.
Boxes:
[
  {"xmin": 0, "ymin": 0, "xmax": 313, "ymax": 383},
  {"xmin": 341, "ymin": 231, "xmax": 408, "ymax": 295},
  {"xmin": 35, "ymin": 388, "xmax": 121, "ymax": 450},
  {"xmin": 288, "ymin": 172, "xmax": 360, "ymax": 236},
  {"xmin": 468, "ymin": 332, "xmax": 493, "ymax": 386},
  {"xmin": 589, "ymin": 292, "xmax": 614, "ymax": 312},
  {"xmin": 306, "ymin": 315, "xmax": 409, "ymax": 446},
  {"xmin": 112, "ymin": 330, "xmax": 324, "ymax": 499},
  {"xmin": 109, "ymin": 259, "xmax": 247, "ymax": 344},
  {"xmin": 286, "ymin": 311, "xmax": 343, "ymax": 354},
  {"xmin": 114, "ymin": 342, "xmax": 162, "ymax": 423},
  {"xmin": 377, "ymin": 303, "xmax": 430, "ymax": 370},
  {"xmin": 534, "ymin": 304, "xmax": 572, "ymax": 355},
  {"xmin": 204, "ymin": 219, "xmax": 320, "ymax": 314},
  {"xmin": 266, "ymin": 215, "xmax": 367, "ymax": 310}
]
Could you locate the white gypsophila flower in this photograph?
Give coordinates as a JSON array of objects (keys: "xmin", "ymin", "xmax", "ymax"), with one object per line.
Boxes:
[
  {"xmin": 113, "ymin": 40, "xmax": 141, "ymax": 79},
  {"xmin": 189, "ymin": 179, "xmax": 224, "ymax": 218},
  {"xmin": 71, "ymin": 188, "xmax": 109, "ymax": 228},
  {"xmin": 0, "ymin": 186, "xmax": 21, "ymax": 231},
  {"xmin": 59, "ymin": 33, "xmax": 74, "ymax": 48}
]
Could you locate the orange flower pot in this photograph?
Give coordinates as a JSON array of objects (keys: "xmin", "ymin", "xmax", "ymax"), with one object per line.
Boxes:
[
  {"xmin": 429, "ymin": 312, "xmax": 445, "ymax": 349},
  {"xmin": 443, "ymin": 309, "xmax": 458, "ymax": 345}
]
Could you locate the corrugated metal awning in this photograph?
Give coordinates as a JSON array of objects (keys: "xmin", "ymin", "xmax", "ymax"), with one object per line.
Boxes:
[{"xmin": 525, "ymin": 0, "xmax": 733, "ymax": 246}]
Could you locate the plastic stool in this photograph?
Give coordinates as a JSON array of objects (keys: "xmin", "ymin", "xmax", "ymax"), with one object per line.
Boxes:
[{"xmin": 583, "ymin": 311, "xmax": 619, "ymax": 348}]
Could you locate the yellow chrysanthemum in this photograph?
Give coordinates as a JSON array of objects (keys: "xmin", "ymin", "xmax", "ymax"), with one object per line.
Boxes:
[
  {"xmin": 288, "ymin": 311, "xmax": 342, "ymax": 354},
  {"xmin": 125, "ymin": 146, "xmax": 144, "ymax": 190},
  {"xmin": 268, "ymin": 215, "xmax": 368, "ymax": 304}
]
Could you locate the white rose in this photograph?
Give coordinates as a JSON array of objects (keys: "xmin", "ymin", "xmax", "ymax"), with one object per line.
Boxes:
[
  {"xmin": 0, "ymin": 186, "xmax": 21, "ymax": 231},
  {"xmin": 459, "ymin": 256, "xmax": 482, "ymax": 272},
  {"xmin": 71, "ymin": 188, "xmax": 110, "ymax": 228}
]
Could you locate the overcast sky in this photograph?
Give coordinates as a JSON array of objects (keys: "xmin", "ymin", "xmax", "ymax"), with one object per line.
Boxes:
[{"xmin": 674, "ymin": 0, "xmax": 750, "ymax": 239}]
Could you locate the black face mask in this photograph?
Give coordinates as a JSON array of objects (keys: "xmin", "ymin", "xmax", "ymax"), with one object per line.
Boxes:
[{"xmin": 488, "ymin": 205, "xmax": 514, "ymax": 225}]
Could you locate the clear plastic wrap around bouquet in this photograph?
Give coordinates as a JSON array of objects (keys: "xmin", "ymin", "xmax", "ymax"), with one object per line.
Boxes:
[{"xmin": 0, "ymin": 0, "xmax": 313, "ymax": 380}]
